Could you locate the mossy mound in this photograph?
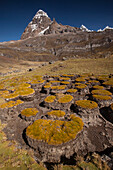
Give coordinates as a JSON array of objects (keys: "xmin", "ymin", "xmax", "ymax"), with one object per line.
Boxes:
[
  {"xmin": 44, "ymin": 95, "xmax": 56, "ymax": 103},
  {"xmin": 103, "ymin": 78, "xmax": 113, "ymax": 86},
  {"xmin": 91, "ymin": 90, "xmax": 112, "ymax": 96},
  {"xmin": 47, "ymin": 110, "xmax": 65, "ymax": 117},
  {"xmin": 26, "ymin": 114, "xmax": 84, "ymax": 145},
  {"xmin": 49, "ymin": 80, "xmax": 60, "ymax": 84},
  {"xmin": 60, "ymin": 81, "xmax": 70, "ymax": 85},
  {"xmin": 75, "ymin": 77, "xmax": 86, "ymax": 82},
  {"xmin": 76, "ymin": 100, "xmax": 98, "ymax": 109},
  {"xmin": 62, "ymin": 74, "xmax": 74, "ymax": 77},
  {"xmin": 51, "ymin": 85, "xmax": 66, "ymax": 90},
  {"xmin": 0, "ymin": 90, "xmax": 9, "ymax": 97},
  {"xmin": 16, "ymin": 88, "xmax": 35, "ymax": 96},
  {"xmin": 44, "ymin": 83, "xmax": 51, "ymax": 89},
  {"xmin": 0, "ymin": 97, "xmax": 6, "ymax": 105},
  {"xmin": 21, "ymin": 108, "xmax": 38, "ymax": 117},
  {"xmin": 0, "ymin": 100, "xmax": 24, "ymax": 109},
  {"xmin": 93, "ymin": 95, "xmax": 112, "ymax": 101},
  {"xmin": 59, "ymin": 77, "xmax": 70, "ymax": 81},
  {"xmin": 67, "ymin": 89, "xmax": 77, "ymax": 93},
  {"xmin": 88, "ymin": 80, "xmax": 100, "ymax": 84},
  {"xmin": 93, "ymin": 85, "xmax": 104, "ymax": 89},
  {"xmin": 97, "ymin": 75, "xmax": 109, "ymax": 81},
  {"xmin": 58, "ymin": 94, "xmax": 73, "ymax": 103},
  {"xmin": 4, "ymin": 93, "xmax": 19, "ymax": 100},
  {"xmin": 110, "ymin": 103, "xmax": 113, "ymax": 111},
  {"xmin": 31, "ymin": 80, "xmax": 45, "ymax": 84},
  {"xmin": 76, "ymin": 84, "xmax": 87, "ymax": 89}
]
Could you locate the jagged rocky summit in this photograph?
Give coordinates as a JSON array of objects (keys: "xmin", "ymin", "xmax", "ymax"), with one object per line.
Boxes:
[{"xmin": 21, "ymin": 9, "xmax": 113, "ymax": 40}]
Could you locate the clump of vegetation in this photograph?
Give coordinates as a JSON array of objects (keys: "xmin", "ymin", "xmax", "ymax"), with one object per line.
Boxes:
[
  {"xmin": 0, "ymin": 90, "xmax": 9, "ymax": 97},
  {"xmin": 47, "ymin": 110, "xmax": 65, "ymax": 117},
  {"xmin": 59, "ymin": 77, "xmax": 70, "ymax": 81},
  {"xmin": 21, "ymin": 108, "xmax": 38, "ymax": 117},
  {"xmin": 67, "ymin": 89, "xmax": 77, "ymax": 93},
  {"xmin": 44, "ymin": 95, "xmax": 56, "ymax": 103},
  {"xmin": 26, "ymin": 114, "xmax": 84, "ymax": 145},
  {"xmin": 58, "ymin": 94, "xmax": 73, "ymax": 103},
  {"xmin": 16, "ymin": 88, "xmax": 35, "ymax": 96},
  {"xmin": 97, "ymin": 75, "xmax": 109, "ymax": 81},
  {"xmin": 93, "ymin": 85, "xmax": 104, "ymax": 89},
  {"xmin": 76, "ymin": 84, "xmax": 87, "ymax": 89},
  {"xmin": 103, "ymin": 78, "xmax": 113, "ymax": 86},
  {"xmin": 49, "ymin": 80, "xmax": 60, "ymax": 84},
  {"xmin": 0, "ymin": 100, "xmax": 24, "ymax": 108},
  {"xmin": 110, "ymin": 103, "xmax": 113, "ymax": 111},
  {"xmin": 51, "ymin": 85, "xmax": 66, "ymax": 90},
  {"xmin": 75, "ymin": 100, "xmax": 98, "ymax": 109},
  {"xmin": 60, "ymin": 81, "xmax": 70, "ymax": 85},
  {"xmin": 31, "ymin": 80, "xmax": 45, "ymax": 84},
  {"xmin": 4, "ymin": 93, "xmax": 19, "ymax": 99},
  {"xmin": 44, "ymin": 83, "xmax": 51, "ymax": 89},
  {"xmin": 91, "ymin": 89, "xmax": 112, "ymax": 96},
  {"xmin": 93, "ymin": 95, "xmax": 112, "ymax": 100},
  {"xmin": 62, "ymin": 74, "xmax": 74, "ymax": 77},
  {"xmin": 88, "ymin": 80, "xmax": 99, "ymax": 84},
  {"xmin": 75, "ymin": 77, "xmax": 86, "ymax": 82}
]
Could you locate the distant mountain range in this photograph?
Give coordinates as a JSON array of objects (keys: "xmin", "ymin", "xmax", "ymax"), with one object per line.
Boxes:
[{"xmin": 21, "ymin": 9, "xmax": 113, "ymax": 39}]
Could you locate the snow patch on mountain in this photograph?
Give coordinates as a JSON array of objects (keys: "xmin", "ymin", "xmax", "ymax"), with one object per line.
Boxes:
[
  {"xmin": 33, "ymin": 9, "xmax": 49, "ymax": 19},
  {"xmin": 30, "ymin": 24, "xmax": 38, "ymax": 32},
  {"xmin": 80, "ymin": 25, "xmax": 93, "ymax": 32},
  {"xmin": 38, "ymin": 26, "xmax": 50, "ymax": 36},
  {"xmin": 97, "ymin": 26, "xmax": 113, "ymax": 32}
]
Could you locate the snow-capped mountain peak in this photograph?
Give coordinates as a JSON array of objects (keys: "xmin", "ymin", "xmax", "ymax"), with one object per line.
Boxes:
[
  {"xmin": 21, "ymin": 9, "xmax": 51, "ymax": 39},
  {"xmin": 97, "ymin": 26, "xmax": 113, "ymax": 32},
  {"xmin": 80, "ymin": 25, "xmax": 93, "ymax": 32},
  {"xmin": 33, "ymin": 9, "xmax": 49, "ymax": 19}
]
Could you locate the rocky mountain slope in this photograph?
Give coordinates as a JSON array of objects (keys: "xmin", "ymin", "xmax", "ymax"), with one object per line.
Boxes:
[{"xmin": 0, "ymin": 9, "xmax": 113, "ymax": 62}]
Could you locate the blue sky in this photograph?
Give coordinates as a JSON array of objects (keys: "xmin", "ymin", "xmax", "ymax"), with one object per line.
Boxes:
[{"xmin": 0, "ymin": 0, "xmax": 113, "ymax": 42}]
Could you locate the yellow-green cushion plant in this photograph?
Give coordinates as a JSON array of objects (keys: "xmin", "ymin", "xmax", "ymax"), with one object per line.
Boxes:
[
  {"xmin": 26, "ymin": 114, "xmax": 84, "ymax": 145},
  {"xmin": 44, "ymin": 95, "xmax": 56, "ymax": 103},
  {"xmin": 97, "ymin": 75, "xmax": 109, "ymax": 81},
  {"xmin": 75, "ymin": 100, "xmax": 98, "ymax": 109},
  {"xmin": 60, "ymin": 81, "xmax": 70, "ymax": 85},
  {"xmin": 75, "ymin": 82, "xmax": 82, "ymax": 85},
  {"xmin": 51, "ymin": 85, "xmax": 66, "ymax": 90},
  {"xmin": 75, "ymin": 77, "xmax": 86, "ymax": 82},
  {"xmin": 67, "ymin": 89, "xmax": 77, "ymax": 93},
  {"xmin": 88, "ymin": 80, "xmax": 99, "ymax": 83},
  {"xmin": 0, "ymin": 98, "xmax": 6, "ymax": 105},
  {"xmin": 21, "ymin": 108, "xmax": 38, "ymax": 117},
  {"xmin": 103, "ymin": 78, "xmax": 113, "ymax": 86},
  {"xmin": 76, "ymin": 84, "xmax": 87, "ymax": 89},
  {"xmin": 16, "ymin": 88, "xmax": 35, "ymax": 96},
  {"xmin": 44, "ymin": 83, "xmax": 51, "ymax": 89},
  {"xmin": 110, "ymin": 103, "xmax": 113, "ymax": 111},
  {"xmin": 62, "ymin": 74, "xmax": 74, "ymax": 77},
  {"xmin": 58, "ymin": 94, "xmax": 73, "ymax": 103},
  {"xmin": 93, "ymin": 85, "xmax": 104, "ymax": 89},
  {"xmin": 49, "ymin": 81, "xmax": 60, "ymax": 84},
  {"xmin": 59, "ymin": 77, "xmax": 70, "ymax": 81},
  {"xmin": 0, "ymin": 100, "xmax": 24, "ymax": 109},
  {"xmin": 47, "ymin": 110, "xmax": 65, "ymax": 117},
  {"xmin": 4, "ymin": 93, "xmax": 19, "ymax": 100},
  {"xmin": 91, "ymin": 90, "xmax": 112, "ymax": 96},
  {"xmin": 93, "ymin": 95, "xmax": 112, "ymax": 101},
  {"xmin": 31, "ymin": 80, "xmax": 45, "ymax": 84},
  {"xmin": 0, "ymin": 90, "xmax": 9, "ymax": 97}
]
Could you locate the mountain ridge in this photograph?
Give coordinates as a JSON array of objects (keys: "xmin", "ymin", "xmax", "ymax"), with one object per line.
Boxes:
[{"xmin": 21, "ymin": 9, "xmax": 113, "ymax": 40}]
